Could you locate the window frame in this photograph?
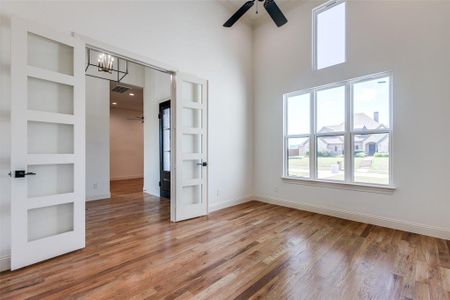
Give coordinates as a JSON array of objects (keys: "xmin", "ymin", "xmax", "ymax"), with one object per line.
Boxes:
[
  {"xmin": 312, "ymin": 0, "xmax": 347, "ymax": 71},
  {"xmin": 283, "ymin": 72, "xmax": 394, "ymax": 189}
]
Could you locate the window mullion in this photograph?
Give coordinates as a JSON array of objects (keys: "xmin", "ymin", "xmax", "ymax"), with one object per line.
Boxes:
[
  {"xmin": 344, "ymin": 82, "xmax": 352, "ymax": 183},
  {"xmin": 311, "ymin": 91, "xmax": 317, "ymax": 180}
]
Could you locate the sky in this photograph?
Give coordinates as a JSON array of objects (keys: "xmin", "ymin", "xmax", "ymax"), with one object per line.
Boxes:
[{"xmin": 287, "ymin": 76, "xmax": 390, "ymax": 135}]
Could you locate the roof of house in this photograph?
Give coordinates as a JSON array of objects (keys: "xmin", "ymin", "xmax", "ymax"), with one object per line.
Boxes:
[
  {"xmin": 318, "ymin": 113, "xmax": 385, "ymax": 134},
  {"xmin": 290, "ymin": 113, "xmax": 387, "ymax": 148},
  {"xmin": 318, "ymin": 113, "xmax": 387, "ymax": 145}
]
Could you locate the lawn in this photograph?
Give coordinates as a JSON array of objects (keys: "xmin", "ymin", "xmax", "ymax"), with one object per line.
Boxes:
[{"xmin": 287, "ymin": 156, "xmax": 389, "ymax": 184}]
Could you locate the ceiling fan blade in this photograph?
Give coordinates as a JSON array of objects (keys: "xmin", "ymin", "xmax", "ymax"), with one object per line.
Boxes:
[
  {"xmin": 264, "ymin": 0, "xmax": 288, "ymax": 27},
  {"xmin": 223, "ymin": 1, "xmax": 255, "ymax": 27}
]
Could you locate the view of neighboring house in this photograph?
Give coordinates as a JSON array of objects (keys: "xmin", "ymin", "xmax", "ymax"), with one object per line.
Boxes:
[{"xmin": 289, "ymin": 112, "xmax": 388, "ymax": 157}]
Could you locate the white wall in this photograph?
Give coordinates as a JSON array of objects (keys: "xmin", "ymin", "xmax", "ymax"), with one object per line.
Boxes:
[
  {"xmin": 253, "ymin": 0, "xmax": 450, "ymax": 238},
  {"xmin": 0, "ymin": 0, "xmax": 254, "ymax": 269},
  {"xmin": 143, "ymin": 68, "xmax": 171, "ymax": 196},
  {"xmin": 110, "ymin": 108, "xmax": 144, "ymax": 181},
  {"xmin": 85, "ymin": 76, "xmax": 110, "ymax": 201}
]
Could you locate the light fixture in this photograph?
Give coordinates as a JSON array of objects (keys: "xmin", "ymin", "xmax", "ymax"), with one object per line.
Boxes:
[
  {"xmin": 85, "ymin": 48, "xmax": 128, "ymax": 82},
  {"xmin": 129, "ymin": 93, "xmax": 135, "ymax": 96},
  {"xmin": 97, "ymin": 53, "xmax": 114, "ymax": 73},
  {"xmin": 112, "ymin": 102, "xmax": 117, "ymax": 105}
]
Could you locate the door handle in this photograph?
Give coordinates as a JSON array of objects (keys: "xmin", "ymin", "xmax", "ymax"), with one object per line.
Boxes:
[
  {"xmin": 196, "ymin": 162, "xmax": 208, "ymax": 167},
  {"xmin": 9, "ymin": 170, "xmax": 37, "ymax": 178}
]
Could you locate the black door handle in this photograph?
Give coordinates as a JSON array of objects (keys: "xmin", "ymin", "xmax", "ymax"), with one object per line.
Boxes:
[
  {"xmin": 196, "ymin": 162, "xmax": 208, "ymax": 167},
  {"xmin": 9, "ymin": 170, "xmax": 37, "ymax": 178}
]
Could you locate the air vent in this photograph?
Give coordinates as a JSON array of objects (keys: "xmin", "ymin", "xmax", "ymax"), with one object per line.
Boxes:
[{"xmin": 112, "ymin": 85, "xmax": 130, "ymax": 94}]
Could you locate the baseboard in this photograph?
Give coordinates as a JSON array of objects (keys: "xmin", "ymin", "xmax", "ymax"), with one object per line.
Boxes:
[
  {"xmin": 0, "ymin": 256, "xmax": 10, "ymax": 272},
  {"xmin": 110, "ymin": 175, "xmax": 143, "ymax": 181},
  {"xmin": 255, "ymin": 195, "xmax": 450, "ymax": 240},
  {"xmin": 209, "ymin": 196, "xmax": 253, "ymax": 212},
  {"xmin": 86, "ymin": 192, "xmax": 111, "ymax": 202}
]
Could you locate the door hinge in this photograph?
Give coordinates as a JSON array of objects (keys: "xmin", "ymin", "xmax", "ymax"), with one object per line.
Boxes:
[{"xmin": 158, "ymin": 113, "xmax": 161, "ymax": 119}]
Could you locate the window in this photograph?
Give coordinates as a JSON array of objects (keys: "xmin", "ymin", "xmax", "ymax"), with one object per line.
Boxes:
[
  {"xmin": 313, "ymin": 0, "xmax": 346, "ymax": 70},
  {"xmin": 284, "ymin": 73, "xmax": 393, "ymax": 187}
]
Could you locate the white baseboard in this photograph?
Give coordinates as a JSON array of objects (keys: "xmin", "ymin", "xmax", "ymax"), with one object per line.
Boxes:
[
  {"xmin": 0, "ymin": 256, "xmax": 10, "ymax": 272},
  {"xmin": 143, "ymin": 186, "xmax": 160, "ymax": 197},
  {"xmin": 86, "ymin": 192, "xmax": 111, "ymax": 202},
  {"xmin": 110, "ymin": 175, "xmax": 143, "ymax": 181},
  {"xmin": 255, "ymin": 195, "xmax": 450, "ymax": 240},
  {"xmin": 209, "ymin": 196, "xmax": 253, "ymax": 212}
]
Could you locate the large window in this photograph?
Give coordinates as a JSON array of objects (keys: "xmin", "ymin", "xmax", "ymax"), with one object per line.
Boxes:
[
  {"xmin": 284, "ymin": 73, "xmax": 393, "ymax": 187},
  {"xmin": 313, "ymin": 0, "xmax": 346, "ymax": 70}
]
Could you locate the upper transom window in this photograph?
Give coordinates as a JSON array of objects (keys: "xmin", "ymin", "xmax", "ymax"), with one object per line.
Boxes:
[{"xmin": 313, "ymin": 0, "xmax": 346, "ymax": 70}]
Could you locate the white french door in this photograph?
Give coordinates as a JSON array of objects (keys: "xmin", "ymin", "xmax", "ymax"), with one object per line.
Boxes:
[
  {"xmin": 10, "ymin": 18, "xmax": 85, "ymax": 270},
  {"xmin": 174, "ymin": 73, "xmax": 208, "ymax": 221}
]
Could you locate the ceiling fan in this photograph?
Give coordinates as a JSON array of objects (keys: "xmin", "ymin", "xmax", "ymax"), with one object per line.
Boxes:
[
  {"xmin": 224, "ymin": 0, "xmax": 288, "ymax": 28},
  {"xmin": 127, "ymin": 115, "xmax": 144, "ymax": 124}
]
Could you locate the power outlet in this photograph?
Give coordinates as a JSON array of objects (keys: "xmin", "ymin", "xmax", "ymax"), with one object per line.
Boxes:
[{"xmin": 93, "ymin": 183, "xmax": 98, "ymax": 190}]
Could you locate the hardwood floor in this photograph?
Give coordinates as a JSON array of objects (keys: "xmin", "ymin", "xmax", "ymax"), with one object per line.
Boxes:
[
  {"xmin": 110, "ymin": 178, "xmax": 144, "ymax": 196},
  {"xmin": 1, "ymin": 181, "xmax": 449, "ymax": 299}
]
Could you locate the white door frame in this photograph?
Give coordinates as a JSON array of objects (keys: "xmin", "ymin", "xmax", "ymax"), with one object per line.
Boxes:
[{"xmin": 73, "ymin": 34, "xmax": 209, "ymax": 222}]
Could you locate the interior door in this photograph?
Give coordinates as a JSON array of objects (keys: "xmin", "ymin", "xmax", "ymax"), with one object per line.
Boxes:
[
  {"xmin": 159, "ymin": 100, "xmax": 171, "ymax": 198},
  {"xmin": 10, "ymin": 18, "xmax": 85, "ymax": 270},
  {"xmin": 174, "ymin": 73, "xmax": 208, "ymax": 221}
]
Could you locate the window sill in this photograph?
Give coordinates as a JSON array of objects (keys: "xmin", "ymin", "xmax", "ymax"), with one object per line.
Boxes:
[{"xmin": 281, "ymin": 176, "xmax": 396, "ymax": 194}]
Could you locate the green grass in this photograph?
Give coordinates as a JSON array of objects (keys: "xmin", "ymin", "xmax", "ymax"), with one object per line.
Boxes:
[{"xmin": 287, "ymin": 156, "xmax": 389, "ymax": 184}]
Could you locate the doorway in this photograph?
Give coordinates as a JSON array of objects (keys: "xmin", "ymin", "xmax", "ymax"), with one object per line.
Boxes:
[
  {"xmin": 159, "ymin": 100, "xmax": 171, "ymax": 198},
  {"xmin": 109, "ymin": 82, "xmax": 144, "ymax": 196}
]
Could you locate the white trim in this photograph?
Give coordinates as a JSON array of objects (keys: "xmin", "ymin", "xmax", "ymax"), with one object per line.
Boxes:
[
  {"xmin": 86, "ymin": 193, "xmax": 111, "ymax": 202},
  {"xmin": 27, "ymin": 110, "xmax": 75, "ymax": 125},
  {"xmin": 209, "ymin": 196, "xmax": 253, "ymax": 212},
  {"xmin": 312, "ymin": 0, "xmax": 347, "ymax": 71},
  {"xmin": 255, "ymin": 195, "xmax": 450, "ymax": 240},
  {"xmin": 281, "ymin": 176, "xmax": 396, "ymax": 193},
  {"xmin": 283, "ymin": 72, "xmax": 393, "ymax": 188},
  {"xmin": 27, "ymin": 66, "xmax": 74, "ymax": 86},
  {"xmin": 110, "ymin": 175, "xmax": 143, "ymax": 181},
  {"xmin": 27, "ymin": 154, "xmax": 74, "ymax": 165},
  {"xmin": 0, "ymin": 256, "xmax": 11, "ymax": 272}
]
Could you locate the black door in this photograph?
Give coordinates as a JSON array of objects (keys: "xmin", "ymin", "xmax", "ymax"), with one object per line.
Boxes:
[{"xmin": 159, "ymin": 100, "xmax": 171, "ymax": 198}]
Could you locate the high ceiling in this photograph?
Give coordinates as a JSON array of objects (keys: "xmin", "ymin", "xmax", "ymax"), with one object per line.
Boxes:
[
  {"xmin": 110, "ymin": 82, "xmax": 143, "ymax": 112},
  {"xmin": 220, "ymin": 0, "xmax": 303, "ymax": 26}
]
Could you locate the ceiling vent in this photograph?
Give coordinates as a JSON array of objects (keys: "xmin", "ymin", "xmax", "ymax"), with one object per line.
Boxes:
[{"xmin": 111, "ymin": 85, "xmax": 130, "ymax": 94}]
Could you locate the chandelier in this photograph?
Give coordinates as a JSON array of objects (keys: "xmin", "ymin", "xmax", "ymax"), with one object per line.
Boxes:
[
  {"xmin": 85, "ymin": 48, "xmax": 128, "ymax": 82},
  {"xmin": 97, "ymin": 53, "xmax": 114, "ymax": 73}
]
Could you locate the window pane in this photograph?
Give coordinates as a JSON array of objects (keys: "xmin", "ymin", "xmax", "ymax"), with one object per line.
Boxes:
[
  {"xmin": 287, "ymin": 93, "xmax": 310, "ymax": 135},
  {"xmin": 316, "ymin": 2, "xmax": 346, "ymax": 69},
  {"xmin": 317, "ymin": 136, "xmax": 345, "ymax": 181},
  {"xmin": 287, "ymin": 137, "xmax": 310, "ymax": 178},
  {"xmin": 353, "ymin": 77, "xmax": 390, "ymax": 130},
  {"xmin": 354, "ymin": 134, "xmax": 390, "ymax": 185},
  {"xmin": 317, "ymin": 86, "xmax": 345, "ymax": 133}
]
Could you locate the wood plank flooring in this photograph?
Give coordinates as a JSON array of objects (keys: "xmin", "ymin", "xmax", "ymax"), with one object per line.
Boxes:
[
  {"xmin": 110, "ymin": 178, "xmax": 144, "ymax": 196},
  {"xmin": 1, "ymin": 179, "xmax": 449, "ymax": 299}
]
